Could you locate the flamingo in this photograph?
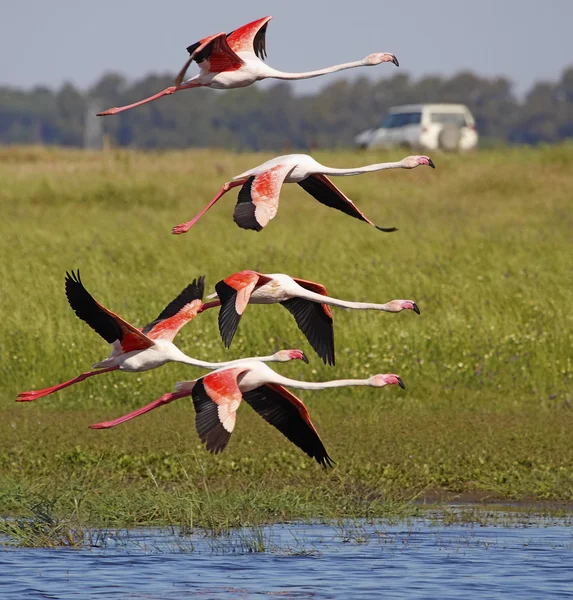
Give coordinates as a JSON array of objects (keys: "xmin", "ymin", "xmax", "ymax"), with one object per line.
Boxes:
[
  {"xmin": 90, "ymin": 360, "xmax": 406, "ymax": 467},
  {"xmin": 17, "ymin": 271, "xmax": 308, "ymax": 403},
  {"xmin": 97, "ymin": 16, "xmax": 398, "ymax": 116},
  {"xmin": 199, "ymin": 270, "xmax": 420, "ymax": 366},
  {"xmin": 171, "ymin": 154, "xmax": 435, "ymax": 235}
]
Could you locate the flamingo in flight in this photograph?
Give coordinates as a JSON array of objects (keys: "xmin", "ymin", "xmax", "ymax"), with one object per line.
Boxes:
[
  {"xmin": 97, "ymin": 16, "xmax": 398, "ymax": 116},
  {"xmin": 90, "ymin": 360, "xmax": 406, "ymax": 467},
  {"xmin": 172, "ymin": 154, "xmax": 435, "ymax": 235},
  {"xmin": 17, "ymin": 271, "xmax": 308, "ymax": 403},
  {"xmin": 200, "ymin": 270, "xmax": 420, "ymax": 366}
]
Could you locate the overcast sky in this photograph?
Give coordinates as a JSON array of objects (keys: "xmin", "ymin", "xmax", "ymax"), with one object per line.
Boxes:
[{"xmin": 3, "ymin": 0, "xmax": 572, "ymax": 96}]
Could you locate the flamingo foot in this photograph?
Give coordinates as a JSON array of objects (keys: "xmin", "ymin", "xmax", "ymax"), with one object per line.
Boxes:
[
  {"xmin": 97, "ymin": 107, "xmax": 121, "ymax": 116},
  {"xmin": 172, "ymin": 221, "xmax": 193, "ymax": 235},
  {"xmin": 89, "ymin": 421, "xmax": 115, "ymax": 430},
  {"xmin": 17, "ymin": 367, "xmax": 117, "ymax": 402},
  {"xmin": 17, "ymin": 386, "xmax": 63, "ymax": 402}
]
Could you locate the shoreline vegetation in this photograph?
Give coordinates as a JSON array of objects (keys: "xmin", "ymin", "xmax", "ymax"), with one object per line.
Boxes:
[{"xmin": 1, "ymin": 145, "xmax": 572, "ymax": 545}]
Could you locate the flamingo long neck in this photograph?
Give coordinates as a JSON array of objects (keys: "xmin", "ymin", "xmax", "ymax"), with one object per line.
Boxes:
[
  {"xmin": 295, "ymin": 288, "xmax": 398, "ymax": 312},
  {"xmin": 174, "ymin": 353, "xmax": 229, "ymax": 369},
  {"xmin": 269, "ymin": 373, "xmax": 371, "ymax": 390},
  {"xmin": 264, "ymin": 59, "xmax": 368, "ymax": 81},
  {"xmin": 176, "ymin": 352, "xmax": 292, "ymax": 370},
  {"xmin": 317, "ymin": 161, "xmax": 404, "ymax": 177}
]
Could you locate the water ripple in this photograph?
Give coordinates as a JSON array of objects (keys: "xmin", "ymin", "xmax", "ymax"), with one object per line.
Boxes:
[{"xmin": 1, "ymin": 518, "xmax": 573, "ymax": 599}]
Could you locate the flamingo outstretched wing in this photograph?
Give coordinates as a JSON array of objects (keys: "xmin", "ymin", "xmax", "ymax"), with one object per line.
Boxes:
[
  {"xmin": 279, "ymin": 277, "xmax": 335, "ymax": 365},
  {"xmin": 192, "ymin": 369, "xmax": 246, "ymax": 453},
  {"xmin": 142, "ymin": 276, "xmax": 205, "ymax": 342},
  {"xmin": 192, "ymin": 368, "xmax": 333, "ymax": 466},
  {"xmin": 292, "ymin": 278, "xmax": 333, "ymax": 321},
  {"xmin": 226, "ymin": 16, "xmax": 272, "ymax": 59},
  {"xmin": 291, "ymin": 278, "xmax": 330, "ymax": 297},
  {"xmin": 233, "ymin": 163, "xmax": 295, "ymax": 231},
  {"xmin": 214, "ymin": 270, "xmax": 272, "ymax": 347},
  {"xmin": 280, "ymin": 297, "xmax": 335, "ymax": 366},
  {"xmin": 298, "ymin": 174, "xmax": 397, "ymax": 232},
  {"xmin": 175, "ymin": 32, "xmax": 244, "ymax": 85},
  {"xmin": 65, "ymin": 271, "xmax": 153, "ymax": 353},
  {"xmin": 243, "ymin": 383, "xmax": 333, "ymax": 468}
]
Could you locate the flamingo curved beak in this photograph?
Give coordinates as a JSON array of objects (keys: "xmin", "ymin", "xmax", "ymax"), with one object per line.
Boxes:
[
  {"xmin": 391, "ymin": 55, "xmax": 399, "ymax": 67},
  {"xmin": 413, "ymin": 303, "xmax": 421, "ymax": 315},
  {"xmin": 397, "ymin": 377, "xmax": 406, "ymax": 389},
  {"xmin": 428, "ymin": 158, "xmax": 436, "ymax": 169},
  {"xmin": 301, "ymin": 352, "xmax": 309, "ymax": 364}
]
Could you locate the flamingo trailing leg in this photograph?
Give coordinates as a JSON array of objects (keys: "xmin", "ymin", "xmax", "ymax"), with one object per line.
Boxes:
[
  {"xmin": 172, "ymin": 154, "xmax": 435, "ymax": 235},
  {"xmin": 17, "ymin": 272, "xmax": 308, "ymax": 403},
  {"xmin": 90, "ymin": 360, "xmax": 405, "ymax": 467},
  {"xmin": 97, "ymin": 16, "xmax": 398, "ymax": 116}
]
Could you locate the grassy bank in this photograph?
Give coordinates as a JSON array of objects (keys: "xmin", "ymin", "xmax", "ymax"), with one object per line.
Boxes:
[{"xmin": 1, "ymin": 145, "xmax": 572, "ymax": 538}]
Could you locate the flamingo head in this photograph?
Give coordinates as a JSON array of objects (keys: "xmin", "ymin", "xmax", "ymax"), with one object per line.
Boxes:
[
  {"xmin": 368, "ymin": 374, "xmax": 405, "ymax": 389},
  {"xmin": 364, "ymin": 53, "xmax": 399, "ymax": 67},
  {"xmin": 386, "ymin": 299, "xmax": 420, "ymax": 314},
  {"xmin": 273, "ymin": 349, "xmax": 309, "ymax": 364},
  {"xmin": 400, "ymin": 155, "xmax": 436, "ymax": 169}
]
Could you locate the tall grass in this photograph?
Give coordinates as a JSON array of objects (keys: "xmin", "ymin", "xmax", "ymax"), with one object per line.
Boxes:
[{"xmin": 1, "ymin": 145, "xmax": 572, "ymax": 531}]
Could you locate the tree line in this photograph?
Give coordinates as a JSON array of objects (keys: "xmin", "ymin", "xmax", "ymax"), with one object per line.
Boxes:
[{"xmin": 1, "ymin": 67, "xmax": 572, "ymax": 150}]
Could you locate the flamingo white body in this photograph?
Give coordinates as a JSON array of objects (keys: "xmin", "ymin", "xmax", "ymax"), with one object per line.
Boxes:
[
  {"xmin": 98, "ymin": 16, "xmax": 398, "ymax": 116},
  {"xmin": 201, "ymin": 270, "xmax": 420, "ymax": 365},
  {"xmin": 95, "ymin": 339, "xmax": 189, "ymax": 372},
  {"xmin": 90, "ymin": 360, "xmax": 405, "ymax": 467},
  {"xmin": 172, "ymin": 154, "xmax": 435, "ymax": 235},
  {"xmin": 17, "ymin": 271, "xmax": 308, "ymax": 403}
]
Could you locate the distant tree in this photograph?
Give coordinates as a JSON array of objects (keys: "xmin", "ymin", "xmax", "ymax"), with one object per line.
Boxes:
[
  {"xmin": 555, "ymin": 68, "xmax": 573, "ymax": 139},
  {"xmin": 89, "ymin": 73, "xmax": 128, "ymax": 102},
  {"xmin": 511, "ymin": 83, "xmax": 558, "ymax": 144},
  {"xmin": 0, "ymin": 67, "xmax": 572, "ymax": 149},
  {"xmin": 55, "ymin": 83, "xmax": 85, "ymax": 146}
]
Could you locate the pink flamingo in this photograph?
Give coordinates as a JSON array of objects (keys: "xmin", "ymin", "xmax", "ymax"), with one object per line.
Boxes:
[
  {"xmin": 17, "ymin": 271, "xmax": 308, "ymax": 403},
  {"xmin": 172, "ymin": 154, "xmax": 435, "ymax": 235},
  {"xmin": 97, "ymin": 16, "xmax": 398, "ymax": 116},
  {"xmin": 90, "ymin": 360, "xmax": 406, "ymax": 467},
  {"xmin": 200, "ymin": 270, "xmax": 420, "ymax": 365}
]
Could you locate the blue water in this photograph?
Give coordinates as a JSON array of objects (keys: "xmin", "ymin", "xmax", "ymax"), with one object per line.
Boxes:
[{"xmin": 2, "ymin": 516, "xmax": 573, "ymax": 599}]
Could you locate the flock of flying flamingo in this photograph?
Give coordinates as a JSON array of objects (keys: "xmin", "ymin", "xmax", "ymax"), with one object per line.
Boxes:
[{"xmin": 18, "ymin": 16, "xmax": 434, "ymax": 467}]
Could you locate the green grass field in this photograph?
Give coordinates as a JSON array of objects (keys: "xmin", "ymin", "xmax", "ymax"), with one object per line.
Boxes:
[{"xmin": 1, "ymin": 145, "xmax": 572, "ymax": 539}]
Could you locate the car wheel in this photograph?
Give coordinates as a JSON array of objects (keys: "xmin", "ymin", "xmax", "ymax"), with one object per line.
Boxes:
[{"xmin": 438, "ymin": 125, "xmax": 462, "ymax": 151}]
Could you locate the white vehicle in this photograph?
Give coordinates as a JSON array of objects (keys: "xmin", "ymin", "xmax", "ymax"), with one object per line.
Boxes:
[{"xmin": 355, "ymin": 103, "xmax": 478, "ymax": 151}]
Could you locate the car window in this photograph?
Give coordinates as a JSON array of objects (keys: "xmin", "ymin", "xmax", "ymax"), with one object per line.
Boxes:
[
  {"xmin": 381, "ymin": 114, "xmax": 398, "ymax": 128},
  {"xmin": 430, "ymin": 112, "xmax": 468, "ymax": 127},
  {"xmin": 382, "ymin": 112, "xmax": 421, "ymax": 128},
  {"xmin": 405, "ymin": 112, "xmax": 421, "ymax": 125}
]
